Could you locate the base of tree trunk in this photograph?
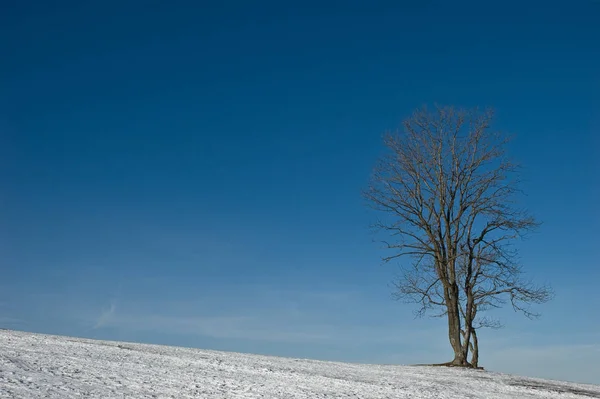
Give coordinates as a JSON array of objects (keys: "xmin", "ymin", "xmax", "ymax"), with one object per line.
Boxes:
[{"xmin": 413, "ymin": 361, "xmax": 484, "ymax": 370}]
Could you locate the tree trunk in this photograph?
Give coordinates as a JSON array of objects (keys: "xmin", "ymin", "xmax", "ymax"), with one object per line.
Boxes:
[
  {"xmin": 461, "ymin": 325, "xmax": 471, "ymax": 361},
  {"xmin": 470, "ymin": 329, "xmax": 479, "ymax": 368},
  {"xmin": 446, "ymin": 284, "xmax": 467, "ymax": 366},
  {"xmin": 461, "ymin": 292, "xmax": 475, "ymax": 362}
]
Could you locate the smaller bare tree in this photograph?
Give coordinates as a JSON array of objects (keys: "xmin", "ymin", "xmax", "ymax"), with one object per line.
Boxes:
[{"xmin": 365, "ymin": 105, "xmax": 552, "ymax": 367}]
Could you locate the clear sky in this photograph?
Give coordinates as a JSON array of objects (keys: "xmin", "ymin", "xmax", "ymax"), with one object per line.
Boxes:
[{"xmin": 1, "ymin": 0, "xmax": 599, "ymax": 385}]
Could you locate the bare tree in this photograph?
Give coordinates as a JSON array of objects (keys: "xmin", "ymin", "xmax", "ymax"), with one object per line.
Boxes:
[{"xmin": 364, "ymin": 106, "xmax": 552, "ymax": 367}]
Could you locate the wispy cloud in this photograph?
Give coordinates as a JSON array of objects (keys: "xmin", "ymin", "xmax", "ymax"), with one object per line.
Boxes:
[
  {"xmin": 98, "ymin": 312, "xmax": 333, "ymax": 342},
  {"xmin": 94, "ymin": 301, "xmax": 117, "ymax": 329},
  {"xmin": 88, "ymin": 306, "xmax": 443, "ymax": 346},
  {"xmin": 161, "ymin": 314, "xmax": 329, "ymax": 342},
  {"xmin": 80, "ymin": 286, "xmax": 444, "ymax": 346}
]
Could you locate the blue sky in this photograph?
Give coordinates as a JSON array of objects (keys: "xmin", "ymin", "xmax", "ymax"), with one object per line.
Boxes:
[{"xmin": 1, "ymin": 0, "xmax": 599, "ymax": 385}]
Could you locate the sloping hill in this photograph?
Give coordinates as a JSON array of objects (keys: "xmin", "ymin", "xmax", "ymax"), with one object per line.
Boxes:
[{"xmin": 1, "ymin": 330, "xmax": 598, "ymax": 398}]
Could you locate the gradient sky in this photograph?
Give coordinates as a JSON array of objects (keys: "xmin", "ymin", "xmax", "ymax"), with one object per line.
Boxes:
[{"xmin": 1, "ymin": 0, "xmax": 599, "ymax": 385}]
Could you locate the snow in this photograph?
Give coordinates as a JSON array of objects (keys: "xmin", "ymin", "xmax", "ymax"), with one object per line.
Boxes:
[{"xmin": 1, "ymin": 330, "xmax": 598, "ymax": 398}]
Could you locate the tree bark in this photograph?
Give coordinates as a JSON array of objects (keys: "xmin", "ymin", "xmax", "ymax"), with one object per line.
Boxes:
[
  {"xmin": 461, "ymin": 288, "xmax": 475, "ymax": 362},
  {"xmin": 470, "ymin": 329, "xmax": 479, "ymax": 368},
  {"xmin": 446, "ymin": 283, "xmax": 468, "ymax": 366}
]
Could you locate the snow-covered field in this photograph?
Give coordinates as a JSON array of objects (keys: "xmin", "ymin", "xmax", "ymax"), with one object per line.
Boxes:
[{"xmin": 1, "ymin": 330, "xmax": 599, "ymax": 399}]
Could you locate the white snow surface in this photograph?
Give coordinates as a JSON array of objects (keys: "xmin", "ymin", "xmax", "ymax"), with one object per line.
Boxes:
[{"xmin": 1, "ymin": 330, "xmax": 599, "ymax": 398}]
